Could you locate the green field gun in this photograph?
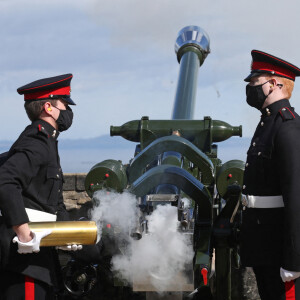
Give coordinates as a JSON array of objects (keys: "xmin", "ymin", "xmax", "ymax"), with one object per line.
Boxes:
[{"xmin": 81, "ymin": 26, "xmax": 244, "ymax": 300}]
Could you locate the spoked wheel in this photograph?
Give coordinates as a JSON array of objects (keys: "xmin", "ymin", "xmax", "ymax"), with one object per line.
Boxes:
[{"xmin": 62, "ymin": 260, "xmax": 98, "ymax": 298}]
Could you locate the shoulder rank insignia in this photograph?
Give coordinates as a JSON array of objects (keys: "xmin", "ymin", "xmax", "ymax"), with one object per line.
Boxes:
[
  {"xmin": 278, "ymin": 107, "xmax": 295, "ymax": 121},
  {"xmin": 38, "ymin": 124, "xmax": 50, "ymax": 138}
]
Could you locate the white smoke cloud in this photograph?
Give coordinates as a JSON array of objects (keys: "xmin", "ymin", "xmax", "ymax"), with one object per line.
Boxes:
[
  {"xmin": 90, "ymin": 191, "xmax": 194, "ymax": 292},
  {"xmin": 90, "ymin": 190, "xmax": 137, "ymax": 238}
]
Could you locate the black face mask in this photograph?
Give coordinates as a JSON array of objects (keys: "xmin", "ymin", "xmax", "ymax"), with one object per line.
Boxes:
[
  {"xmin": 246, "ymin": 81, "xmax": 270, "ymax": 110},
  {"xmin": 54, "ymin": 106, "xmax": 73, "ymax": 132}
]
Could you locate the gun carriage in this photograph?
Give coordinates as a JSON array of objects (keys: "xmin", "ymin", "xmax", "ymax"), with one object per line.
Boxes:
[{"xmin": 66, "ymin": 26, "xmax": 245, "ymax": 300}]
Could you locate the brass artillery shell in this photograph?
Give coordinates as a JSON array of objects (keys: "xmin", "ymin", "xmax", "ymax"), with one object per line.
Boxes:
[{"xmin": 28, "ymin": 221, "xmax": 98, "ymax": 247}]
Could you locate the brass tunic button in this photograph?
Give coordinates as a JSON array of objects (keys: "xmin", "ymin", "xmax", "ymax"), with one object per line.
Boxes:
[
  {"xmin": 258, "ymin": 152, "xmax": 261, "ymax": 156},
  {"xmin": 243, "ymin": 185, "xmax": 246, "ymax": 189},
  {"xmin": 253, "ymin": 142, "xmax": 256, "ymax": 146},
  {"xmin": 261, "ymin": 122, "xmax": 264, "ymax": 126},
  {"xmin": 56, "ymin": 174, "xmax": 59, "ymax": 178},
  {"xmin": 246, "ymin": 163, "xmax": 249, "ymax": 167}
]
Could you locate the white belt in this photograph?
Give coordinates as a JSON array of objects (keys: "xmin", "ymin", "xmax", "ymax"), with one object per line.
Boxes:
[
  {"xmin": 0, "ymin": 208, "xmax": 57, "ymax": 222},
  {"xmin": 241, "ymin": 194, "xmax": 284, "ymax": 208}
]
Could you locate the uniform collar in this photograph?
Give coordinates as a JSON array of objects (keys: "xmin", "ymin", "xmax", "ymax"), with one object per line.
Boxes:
[
  {"xmin": 33, "ymin": 119, "xmax": 60, "ymax": 139},
  {"xmin": 261, "ymin": 99, "xmax": 291, "ymax": 118}
]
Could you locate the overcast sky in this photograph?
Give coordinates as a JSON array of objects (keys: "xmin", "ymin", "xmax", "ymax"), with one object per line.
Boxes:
[{"xmin": 1, "ymin": 0, "xmax": 300, "ymax": 141}]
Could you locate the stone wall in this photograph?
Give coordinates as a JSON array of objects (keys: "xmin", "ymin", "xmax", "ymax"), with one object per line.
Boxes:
[
  {"xmin": 63, "ymin": 173, "xmax": 92, "ymax": 219},
  {"xmin": 62, "ymin": 173, "xmax": 260, "ymax": 299}
]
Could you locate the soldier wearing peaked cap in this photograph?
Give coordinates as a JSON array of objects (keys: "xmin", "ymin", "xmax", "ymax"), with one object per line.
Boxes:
[
  {"xmin": 241, "ymin": 50, "xmax": 300, "ymax": 299},
  {"xmin": 0, "ymin": 74, "xmax": 82, "ymax": 299}
]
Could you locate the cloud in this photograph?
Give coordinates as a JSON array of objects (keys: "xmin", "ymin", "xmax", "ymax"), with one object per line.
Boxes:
[
  {"xmin": 87, "ymin": 0, "xmax": 300, "ymax": 82},
  {"xmin": 1, "ymin": 0, "xmax": 300, "ymax": 142}
]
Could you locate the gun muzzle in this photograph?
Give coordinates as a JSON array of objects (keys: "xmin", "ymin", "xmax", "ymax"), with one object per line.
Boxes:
[
  {"xmin": 130, "ymin": 217, "xmax": 147, "ymax": 240},
  {"xmin": 29, "ymin": 221, "xmax": 98, "ymax": 247},
  {"xmin": 130, "ymin": 229, "xmax": 142, "ymax": 240}
]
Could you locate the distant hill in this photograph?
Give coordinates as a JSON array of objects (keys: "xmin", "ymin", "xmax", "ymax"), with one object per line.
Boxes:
[
  {"xmin": 0, "ymin": 135, "xmax": 136, "ymax": 151},
  {"xmin": 0, "ymin": 135, "xmax": 250, "ymax": 173},
  {"xmin": 59, "ymin": 134, "xmax": 136, "ymax": 150}
]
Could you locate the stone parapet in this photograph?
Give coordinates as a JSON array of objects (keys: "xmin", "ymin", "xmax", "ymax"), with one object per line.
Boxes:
[{"xmin": 63, "ymin": 173, "xmax": 91, "ymax": 212}]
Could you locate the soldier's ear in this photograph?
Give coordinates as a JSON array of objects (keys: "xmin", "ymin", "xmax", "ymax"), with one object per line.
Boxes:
[
  {"xmin": 44, "ymin": 102, "xmax": 53, "ymax": 115},
  {"xmin": 269, "ymin": 78, "xmax": 276, "ymax": 89}
]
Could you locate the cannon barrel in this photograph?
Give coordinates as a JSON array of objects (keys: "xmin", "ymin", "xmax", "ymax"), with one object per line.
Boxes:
[{"xmin": 172, "ymin": 26, "xmax": 210, "ymax": 120}]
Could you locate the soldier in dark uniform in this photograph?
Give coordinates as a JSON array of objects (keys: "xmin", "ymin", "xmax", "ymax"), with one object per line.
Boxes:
[
  {"xmin": 0, "ymin": 74, "xmax": 80, "ymax": 299},
  {"xmin": 241, "ymin": 50, "xmax": 300, "ymax": 300}
]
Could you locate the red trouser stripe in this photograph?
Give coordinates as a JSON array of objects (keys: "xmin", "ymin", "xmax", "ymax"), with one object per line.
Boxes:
[
  {"xmin": 285, "ymin": 280, "xmax": 296, "ymax": 300},
  {"xmin": 25, "ymin": 276, "xmax": 35, "ymax": 300}
]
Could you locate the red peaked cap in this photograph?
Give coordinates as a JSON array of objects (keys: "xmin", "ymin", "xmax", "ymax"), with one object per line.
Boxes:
[
  {"xmin": 17, "ymin": 73, "xmax": 75, "ymax": 105},
  {"xmin": 244, "ymin": 50, "xmax": 300, "ymax": 82}
]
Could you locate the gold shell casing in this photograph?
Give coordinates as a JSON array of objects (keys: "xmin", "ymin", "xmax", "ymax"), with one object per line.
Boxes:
[{"xmin": 28, "ymin": 221, "xmax": 98, "ymax": 247}]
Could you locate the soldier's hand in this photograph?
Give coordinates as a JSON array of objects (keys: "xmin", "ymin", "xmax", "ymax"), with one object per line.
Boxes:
[
  {"xmin": 12, "ymin": 229, "xmax": 52, "ymax": 254},
  {"xmin": 56, "ymin": 244, "xmax": 83, "ymax": 251},
  {"xmin": 280, "ymin": 267, "xmax": 300, "ymax": 282}
]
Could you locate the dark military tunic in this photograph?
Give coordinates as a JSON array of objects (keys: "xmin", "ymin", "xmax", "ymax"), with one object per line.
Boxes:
[
  {"xmin": 0, "ymin": 119, "xmax": 68, "ymax": 286},
  {"xmin": 241, "ymin": 99, "xmax": 300, "ymax": 271}
]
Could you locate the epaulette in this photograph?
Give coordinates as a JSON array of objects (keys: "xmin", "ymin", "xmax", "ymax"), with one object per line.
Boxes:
[
  {"xmin": 37, "ymin": 124, "xmax": 50, "ymax": 138},
  {"xmin": 278, "ymin": 107, "xmax": 295, "ymax": 121}
]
